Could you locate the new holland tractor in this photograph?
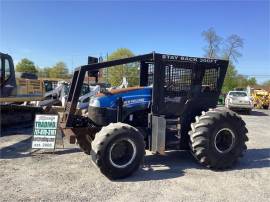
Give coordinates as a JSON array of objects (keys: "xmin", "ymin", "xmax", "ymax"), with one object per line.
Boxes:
[{"xmin": 61, "ymin": 53, "xmax": 248, "ymax": 179}]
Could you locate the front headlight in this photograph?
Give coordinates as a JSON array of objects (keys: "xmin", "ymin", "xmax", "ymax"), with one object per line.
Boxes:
[
  {"xmin": 89, "ymin": 98, "xmax": 100, "ymax": 107},
  {"xmin": 229, "ymin": 98, "xmax": 233, "ymax": 103}
]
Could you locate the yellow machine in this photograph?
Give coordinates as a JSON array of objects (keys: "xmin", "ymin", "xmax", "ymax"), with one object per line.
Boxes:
[
  {"xmin": 0, "ymin": 53, "xmax": 45, "ymax": 127},
  {"xmin": 252, "ymin": 89, "xmax": 269, "ymax": 109}
]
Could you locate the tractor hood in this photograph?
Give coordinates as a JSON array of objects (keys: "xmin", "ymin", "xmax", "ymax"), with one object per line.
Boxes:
[{"xmin": 89, "ymin": 87, "xmax": 152, "ymax": 109}]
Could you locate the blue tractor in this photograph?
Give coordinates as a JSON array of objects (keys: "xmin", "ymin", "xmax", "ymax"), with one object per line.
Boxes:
[{"xmin": 61, "ymin": 53, "xmax": 248, "ymax": 179}]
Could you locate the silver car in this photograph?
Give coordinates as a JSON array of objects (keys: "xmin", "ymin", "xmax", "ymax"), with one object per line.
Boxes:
[{"xmin": 225, "ymin": 91, "xmax": 253, "ymax": 113}]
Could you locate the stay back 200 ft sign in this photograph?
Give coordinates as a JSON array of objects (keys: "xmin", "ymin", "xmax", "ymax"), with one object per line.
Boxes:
[{"xmin": 32, "ymin": 114, "xmax": 58, "ymax": 149}]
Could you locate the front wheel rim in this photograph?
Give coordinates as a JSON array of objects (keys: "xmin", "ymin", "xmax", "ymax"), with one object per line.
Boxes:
[
  {"xmin": 214, "ymin": 128, "xmax": 235, "ymax": 154},
  {"xmin": 109, "ymin": 138, "xmax": 137, "ymax": 168}
]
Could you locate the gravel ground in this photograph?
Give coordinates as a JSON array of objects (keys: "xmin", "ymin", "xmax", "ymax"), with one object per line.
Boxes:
[{"xmin": 0, "ymin": 109, "xmax": 270, "ymax": 202}]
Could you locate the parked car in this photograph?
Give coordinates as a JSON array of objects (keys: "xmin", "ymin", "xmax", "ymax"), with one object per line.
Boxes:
[{"xmin": 225, "ymin": 91, "xmax": 253, "ymax": 113}]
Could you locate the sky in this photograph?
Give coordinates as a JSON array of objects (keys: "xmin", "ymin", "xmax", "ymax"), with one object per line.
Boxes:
[{"xmin": 1, "ymin": 0, "xmax": 270, "ymax": 83}]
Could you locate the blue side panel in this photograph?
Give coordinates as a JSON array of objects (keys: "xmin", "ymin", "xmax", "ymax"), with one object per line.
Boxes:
[{"xmin": 92, "ymin": 87, "xmax": 152, "ymax": 109}]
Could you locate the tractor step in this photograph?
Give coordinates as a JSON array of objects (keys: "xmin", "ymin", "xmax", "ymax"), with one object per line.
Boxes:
[{"xmin": 166, "ymin": 118, "xmax": 180, "ymax": 125}]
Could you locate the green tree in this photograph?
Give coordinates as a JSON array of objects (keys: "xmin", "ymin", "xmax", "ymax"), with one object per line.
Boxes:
[
  {"xmin": 107, "ymin": 48, "xmax": 139, "ymax": 87},
  {"xmin": 37, "ymin": 67, "xmax": 51, "ymax": 78},
  {"xmin": 234, "ymin": 75, "xmax": 247, "ymax": 88},
  {"xmin": 16, "ymin": 58, "xmax": 37, "ymax": 74},
  {"xmin": 222, "ymin": 63, "xmax": 238, "ymax": 93},
  {"xmin": 49, "ymin": 62, "xmax": 69, "ymax": 79},
  {"xmin": 246, "ymin": 77, "xmax": 257, "ymax": 86},
  {"xmin": 234, "ymin": 75, "xmax": 256, "ymax": 88},
  {"xmin": 262, "ymin": 80, "xmax": 270, "ymax": 87}
]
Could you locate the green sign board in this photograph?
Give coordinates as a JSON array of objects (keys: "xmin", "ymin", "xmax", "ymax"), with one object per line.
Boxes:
[{"xmin": 32, "ymin": 114, "xmax": 58, "ymax": 149}]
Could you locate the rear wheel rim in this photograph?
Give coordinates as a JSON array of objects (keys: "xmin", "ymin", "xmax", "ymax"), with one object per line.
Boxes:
[
  {"xmin": 109, "ymin": 138, "xmax": 137, "ymax": 168},
  {"xmin": 214, "ymin": 128, "xmax": 235, "ymax": 153}
]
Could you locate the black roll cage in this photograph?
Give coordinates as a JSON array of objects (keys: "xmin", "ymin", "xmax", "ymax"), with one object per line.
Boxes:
[{"xmin": 62, "ymin": 52, "xmax": 228, "ymax": 128}]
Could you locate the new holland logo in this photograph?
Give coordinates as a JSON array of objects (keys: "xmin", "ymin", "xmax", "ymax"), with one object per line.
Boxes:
[{"xmin": 124, "ymin": 98, "xmax": 145, "ymax": 106}]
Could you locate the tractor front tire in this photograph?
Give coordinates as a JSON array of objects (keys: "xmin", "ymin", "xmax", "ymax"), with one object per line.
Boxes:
[
  {"xmin": 91, "ymin": 123, "xmax": 145, "ymax": 179},
  {"xmin": 189, "ymin": 108, "xmax": 248, "ymax": 169}
]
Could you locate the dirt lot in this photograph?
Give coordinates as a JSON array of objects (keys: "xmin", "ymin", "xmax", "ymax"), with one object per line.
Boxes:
[{"xmin": 0, "ymin": 109, "xmax": 270, "ymax": 202}]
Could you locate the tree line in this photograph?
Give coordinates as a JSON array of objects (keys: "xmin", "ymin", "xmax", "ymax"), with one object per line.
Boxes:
[
  {"xmin": 202, "ymin": 28, "xmax": 261, "ymax": 92},
  {"xmin": 16, "ymin": 58, "xmax": 70, "ymax": 79}
]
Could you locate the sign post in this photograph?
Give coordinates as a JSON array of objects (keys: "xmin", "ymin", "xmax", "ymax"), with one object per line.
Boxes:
[{"xmin": 32, "ymin": 114, "xmax": 59, "ymax": 149}]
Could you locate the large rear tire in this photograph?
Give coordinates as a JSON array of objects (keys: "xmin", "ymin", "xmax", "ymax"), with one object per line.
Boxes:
[
  {"xmin": 91, "ymin": 123, "xmax": 145, "ymax": 179},
  {"xmin": 189, "ymin": 108, "xmax": 248, "ymax": 169}
]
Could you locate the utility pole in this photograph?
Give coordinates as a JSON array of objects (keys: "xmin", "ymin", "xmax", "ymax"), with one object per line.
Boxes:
[{"xmin": 106, "ymin": 52, "xmax": 109, "ymax": 84}]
